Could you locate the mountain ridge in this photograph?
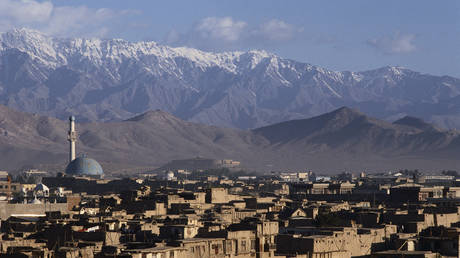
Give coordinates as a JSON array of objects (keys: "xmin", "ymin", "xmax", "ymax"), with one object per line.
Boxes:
[
  {"xmin": 393, "ymin": 116, "xmax": 440, "ymax": 132},
  {"xmin": 1, "ymin": 28, "xmax": 460, "ymax": 129},
  {"xmin": 0, "ymin": 104, "xmax": 458, "ymax": 173}
]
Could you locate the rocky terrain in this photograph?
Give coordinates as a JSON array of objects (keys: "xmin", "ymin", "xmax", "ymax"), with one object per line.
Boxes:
[
  {"xmin": 0, "ymin": 104, "xmax": 459, "ymax": 174},
  {"xmin": 1, "ymin": 28, "xmax": 460, "ymax": 129}
]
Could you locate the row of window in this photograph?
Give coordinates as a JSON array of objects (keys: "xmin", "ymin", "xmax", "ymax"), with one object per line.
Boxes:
[
  {"xmin": 187, "ymin": 239, "xmax": 257, "ymax": 255},
  {"xmin": 0, "ymin": 185, "xmax": 16, "ymax": 190}
]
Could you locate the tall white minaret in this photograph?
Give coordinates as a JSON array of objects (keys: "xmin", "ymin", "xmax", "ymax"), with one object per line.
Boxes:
[{"xmin": 68, "ymin": 116, "xmax": 77, "ymax": 163}]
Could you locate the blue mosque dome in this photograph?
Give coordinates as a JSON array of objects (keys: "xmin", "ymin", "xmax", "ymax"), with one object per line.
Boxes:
[{"xmin": 65, "ymin": 156, "xmax": 104, "ymax": 176}]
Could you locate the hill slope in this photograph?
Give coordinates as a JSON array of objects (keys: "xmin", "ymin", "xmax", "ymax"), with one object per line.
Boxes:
[{"xmin": 0, "ymin": 105, "xmax": 459, "ymax": 173}]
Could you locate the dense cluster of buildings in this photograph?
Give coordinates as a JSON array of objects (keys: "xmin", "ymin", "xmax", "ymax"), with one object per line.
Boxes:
[{"xmin": 1, "ymin": 168, "xmax": 460, "ymax": 258}]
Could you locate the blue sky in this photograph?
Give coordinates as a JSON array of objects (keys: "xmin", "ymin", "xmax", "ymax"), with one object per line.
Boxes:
[{"xmin": 1, "ymin": 0, "xmax": 459, "ymax": 77}]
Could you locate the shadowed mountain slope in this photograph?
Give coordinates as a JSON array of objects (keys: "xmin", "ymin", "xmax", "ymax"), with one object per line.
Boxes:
[
  {"xmin": 0, "ymin": 105, "xmax": 459, "ymax": 173},
  {"xmin": 393, "ymin": 116, "xmax": 440, "ymax": 132},
  {"xmin": 253, "ymin": 107, "xmax": 454, "ymax": 151}
]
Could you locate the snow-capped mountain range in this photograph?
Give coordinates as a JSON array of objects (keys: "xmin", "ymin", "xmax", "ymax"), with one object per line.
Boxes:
[{"xmin": 1, "ymin": 28, "xmax": 460, "ymax": 129}]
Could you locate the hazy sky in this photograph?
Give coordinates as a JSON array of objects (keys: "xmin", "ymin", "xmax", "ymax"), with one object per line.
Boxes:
[{"xmin": 1, "ymin": 0, "xmax": 459, "ymax": 77}]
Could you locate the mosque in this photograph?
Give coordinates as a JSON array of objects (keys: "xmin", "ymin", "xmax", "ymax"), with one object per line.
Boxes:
[
  {"xmin": 41, "ymin": 117, "xmax": 138, "ymax": 194},
  {"xmin": 14, "ymin": 116, "xmax": 104, "ymax": 204},
  {"xmin": 64, "ymin": 116, "xmax": 104, "ymax": 178}
]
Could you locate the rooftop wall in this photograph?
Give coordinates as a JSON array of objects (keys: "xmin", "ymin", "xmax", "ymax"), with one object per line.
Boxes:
[{"xmin": 0, "ymin": 202, "xmax": 68, "ymax": 220}]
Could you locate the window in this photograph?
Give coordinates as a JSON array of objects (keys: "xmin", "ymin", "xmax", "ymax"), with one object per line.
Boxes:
[
  {"xmin": 241, "ymin": 240, "xmax": 247, "ymax": 251},
  {"xmin": 212, "ymin": 244, "xmax": 219, "ymax": 254},
  {"xmin": 226, "ymin": 240, "xmax": 232, "ymax": 253},
  {"xmin": 251, "ymin": 240, "xmax": 256, "ymax": 250}
]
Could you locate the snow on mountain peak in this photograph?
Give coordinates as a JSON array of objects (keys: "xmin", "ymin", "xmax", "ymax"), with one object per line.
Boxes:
[
  {"xmin": 0, "ymin": 28, "xmax": 280, "ymax": 74},
  {"xmin": 0, "ymin": 28, "xmax": 460, "ymax": 130},
  {"xmin": 0, "ymin": 28, "xmax": 62, "ymax": 66}
]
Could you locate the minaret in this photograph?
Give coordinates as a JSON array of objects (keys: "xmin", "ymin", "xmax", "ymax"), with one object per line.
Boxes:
[{"xmin": 68, "ymin": 116, "xmax": 77, "ymax": 163}]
